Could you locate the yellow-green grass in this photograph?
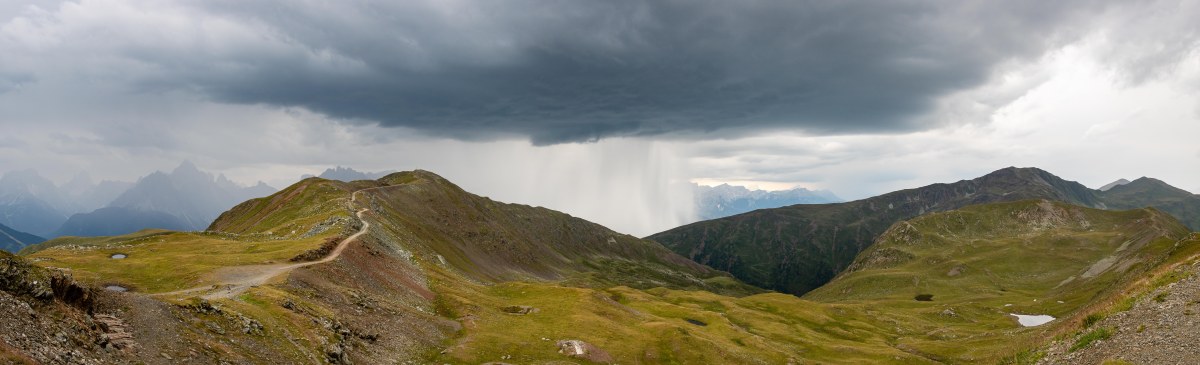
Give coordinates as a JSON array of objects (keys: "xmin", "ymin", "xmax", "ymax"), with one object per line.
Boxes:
[
  {"xmin": 19, "ymin": 229, "xmax": 173, "ymax": 255},
  {"xmin": 427, "ymin": 265, "xmax": 1075, "ymax": 364},
  {"xmin": 428, "ymin": 257, "xmax": 1054, "ymax": 365},
  {"xmin": 417, "ymin": 202, "xmax": 1193, "ymax": 364},
  {"xmin": 793, "ymin": 203, "xmax": 1195, "ymax": 361},
  {"xmin": 26, "ymin": 231, "xmax": 332, "ymax": 293}
]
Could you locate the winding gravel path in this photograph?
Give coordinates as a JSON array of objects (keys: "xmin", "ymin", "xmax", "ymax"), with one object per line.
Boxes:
[{"xmin": 155, "ymin": 188, "xmax": 377, "ymax": 300}]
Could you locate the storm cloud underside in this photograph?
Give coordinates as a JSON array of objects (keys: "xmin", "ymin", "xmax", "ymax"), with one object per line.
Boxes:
[{"xmin": 3, "ymin": 0, "xmax": 1130, "ymax": 144}]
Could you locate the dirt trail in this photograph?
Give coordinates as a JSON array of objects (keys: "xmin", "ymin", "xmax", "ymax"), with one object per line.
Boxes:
[{"xmin": 155, "ymin": 188, "xmax": 378, "ymax": 300}]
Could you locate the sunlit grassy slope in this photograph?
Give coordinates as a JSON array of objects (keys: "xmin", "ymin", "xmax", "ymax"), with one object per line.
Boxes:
[
  {"xmin": 21, "ymin": 177, "xmax": 367, "ymax": 293},
  {"xmin": 23, "ymin": 231, "xmax": 333, "ymax": 293}
]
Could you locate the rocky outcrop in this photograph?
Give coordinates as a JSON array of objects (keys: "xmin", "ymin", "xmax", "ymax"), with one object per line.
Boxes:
[
  {"xmin": 0, "ymin": 252, "xmax": 123, "ymax": 364},
  {"xmin": 94, "ymin": 314, "xmax": 136, "ymax": 350}
]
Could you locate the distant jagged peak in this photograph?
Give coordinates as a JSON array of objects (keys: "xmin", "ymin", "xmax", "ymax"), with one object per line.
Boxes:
[
  {"xmin": 314, "ymin": 166, "xmax": 397, "ymax": 182},
  {"xmin": 0, "ymin": 169, "xmax": 71, "ymax": 208},
  {"xmin": 214, "ymin": 173, "xmax": 238, "ymax": 190},
  {"xmin": 1098, "ymin": 178, "xmax": 1132, "ymax": 191},
  {"xmin": 693, "ymin": 181, "xmax": 840, "ymax": 201},
  {"xmin": 170, "ymin": 160, "xmax": 211, "ymax": 181},
  {"xmin": 62, "ymin": 171, "xmax": 94, "ymax": 190},
  {"xmin": 0, "ymin": 169, "xmax": 55, "ymax": 192},
  {"xmin": 0, "ymin": 168, "xmax": 45, "ymax": 181}
]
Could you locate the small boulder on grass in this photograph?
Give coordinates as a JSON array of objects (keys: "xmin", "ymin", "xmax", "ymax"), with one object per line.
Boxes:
[{"xmin": 556, "ymin": 339, "xmax": 613, "ymax": 363}]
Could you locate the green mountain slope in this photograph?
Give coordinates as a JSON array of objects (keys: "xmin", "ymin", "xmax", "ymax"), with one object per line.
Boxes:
[
  {"xmin": 0, "ymin": 222, "xmax": 43, "ymax": 253},
  {"xmin": 1098, "ymin": 177, "xmax": 1200, "ymax": 230},
  {"xmin": 213, "ymin": 171, "xmax": 756, "ymax": 294},
  {"xmin": 649, "ymin": 167, "xmax": 1200, "ymax": 296},
  {"xmin": 807, "ymin": 200, "xmax": 1190, "ymax": 305}
]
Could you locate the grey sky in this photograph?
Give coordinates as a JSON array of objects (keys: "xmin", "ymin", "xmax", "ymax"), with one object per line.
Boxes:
[{"xmin": 1, "ymin": 0, "xmax": 1199, "ymax": 235}]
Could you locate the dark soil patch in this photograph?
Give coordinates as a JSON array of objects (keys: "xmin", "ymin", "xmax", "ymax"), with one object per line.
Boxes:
[
  {"xmin": 500, "ymin": 305, "xmax": 539, "ymax": 315},
  {"xmin": 684, "ymin": 318, "xmax": 707, "ymax": 326},
  {"xmin": 914, "ymin": 294, "xmax": 934, "ymax": 301}
]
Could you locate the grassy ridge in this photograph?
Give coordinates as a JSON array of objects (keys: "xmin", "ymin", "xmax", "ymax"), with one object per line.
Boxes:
[
  {"xmin": 207, "ymin": 177, "xmax": 373, "ymax": 235},
  {"xmin": 25, "ymin": 231, "xmax": 331, "ymax": 293},
  {"xmin": 361, "ymin": 170, "xmax": 761, "ymax": 296},
  {"xmin": 429, "ymin": 267, "xmax": 939, "ymax": 364}
]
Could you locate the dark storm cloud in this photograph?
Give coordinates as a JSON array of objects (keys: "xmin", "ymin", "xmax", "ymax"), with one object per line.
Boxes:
[{"xmin": 120, "ymin": 0, "xmax": 1115, "ymax": 144}]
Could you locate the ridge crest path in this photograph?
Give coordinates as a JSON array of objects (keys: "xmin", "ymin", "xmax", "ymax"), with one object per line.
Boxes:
[{"xmin": 155, "ymin": 188, "xmax": 379, "ymax": 300}]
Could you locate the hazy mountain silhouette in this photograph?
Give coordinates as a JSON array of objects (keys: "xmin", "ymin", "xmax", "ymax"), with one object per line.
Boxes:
[
  {"xmin": 59, "ymin": 162, "xmax": 276, "ymax": 236},
  {"xmin": 694, "ymin": 183, "xmax": 841, "ymax": 220}
]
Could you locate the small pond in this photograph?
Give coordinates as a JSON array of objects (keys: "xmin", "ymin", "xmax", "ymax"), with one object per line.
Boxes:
[
  {"xmin": 684, "ymin": 318, "xmax": 707, "ymax": 326},
  {"xmin": 104, "ymin": 285, "xmax": 128, "ymax": 292},
  {"xmin": 110, "ymin": 253, "xmax": 127, "ymax": 259},
  {"xmin": 1010, "ymin": 314, "xmax": 1055, "ymax": 327}
]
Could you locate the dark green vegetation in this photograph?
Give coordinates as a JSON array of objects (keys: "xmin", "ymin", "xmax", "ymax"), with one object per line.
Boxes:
[
  {"xmin": 1070, "ymin": 327, "xmax": 1114, "ymax": 352},
  {"xmin": 650, "ymin": 167, "xmax": 1200, "ymax": 296},
  {"xmin": 0, "ymin": 223, "xmax": 43, "ymax": 253}
]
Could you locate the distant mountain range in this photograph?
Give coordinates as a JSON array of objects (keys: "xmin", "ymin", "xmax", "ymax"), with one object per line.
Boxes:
[
  {"xmin": 0, "ymin": 162, "xmax": 276, "ymax": 251},
  {"xmin": 302, "ymin": 166, "xmax": 396, "ymax": 182},
  {"xmin": 0, "ymin": 170, "xmax": 74, "ymax": 237},
  {"xmin": 693, "ymin": 183, "xmax": 841, "ymax": 221},
  {"xmin": 60, "ymin": 161, "xmax": 276, "ymax": 236},
  {"xmin": 650, "ymin": 167, "xmax": 1200, "ymax": 296}
]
